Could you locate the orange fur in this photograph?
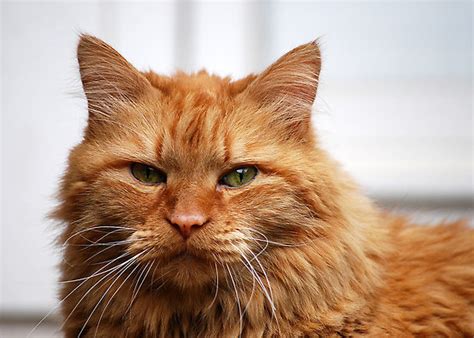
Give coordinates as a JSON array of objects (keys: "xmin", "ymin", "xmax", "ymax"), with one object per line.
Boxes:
[{"xmin": 54, "ymin": 35, "xmax": 474, "ymax": 337}]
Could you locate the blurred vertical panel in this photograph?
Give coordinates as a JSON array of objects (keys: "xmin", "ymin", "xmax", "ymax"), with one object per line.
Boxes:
[
  {"xmin": 174, "ymin": 0, "xmax": 195, "ymax": 71},
  {"xmin": 187, "ymin": 1, "xmax": 263, "ymax": 78},
  {"xmin": 0, "ymin": 0, "xmax": 3, "ymax": 318},
  {"xmin": 98, "ymin": 1, "xmax": 176, "ymax": 74}
]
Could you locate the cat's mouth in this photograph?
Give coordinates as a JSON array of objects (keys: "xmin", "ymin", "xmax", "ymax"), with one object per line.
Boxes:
[
  {"xmin": 173, "ymin": 250, "xmax": 209, "ymax": 264},
  {"xmin": 149, "ymin": 242, "xmax": 213, "ymax": 267}
]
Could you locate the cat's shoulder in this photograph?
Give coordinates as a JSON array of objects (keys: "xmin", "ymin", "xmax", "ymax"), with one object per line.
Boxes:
[
  {"xmin": 369, "ymin": 214, "xmax": 474, "ymax": 336},
  {"xmin": 389, "ymin": 215, "xmax": 473, "ymax": 262}
]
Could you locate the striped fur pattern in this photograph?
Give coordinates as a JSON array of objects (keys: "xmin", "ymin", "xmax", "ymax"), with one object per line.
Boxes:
[{"xmin": 53, "ymin": 35, "xmax": 474, "ymax": 337}]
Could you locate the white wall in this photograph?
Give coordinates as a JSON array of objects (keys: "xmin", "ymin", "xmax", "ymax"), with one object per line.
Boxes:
[{"xmin": 1, "ymin": 1, "xmax": 472, "ymax": 316}]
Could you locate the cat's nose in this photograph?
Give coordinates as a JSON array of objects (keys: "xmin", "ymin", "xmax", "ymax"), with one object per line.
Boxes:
[{"xmin": 167, "ymin": 211, "xmax": 208, "ymax": 239}]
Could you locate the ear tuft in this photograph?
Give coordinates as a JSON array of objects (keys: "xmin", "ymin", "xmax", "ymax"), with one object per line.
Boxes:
[
  {"xmin": 77, "ymin": 34, "xmax": 150, "ymax": 118},
  {"xmin": 243, "ymin": 40, "xmax": 322, "ymax": 137}
]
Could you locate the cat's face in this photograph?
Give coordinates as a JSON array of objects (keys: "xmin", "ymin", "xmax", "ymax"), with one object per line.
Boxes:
[{"xmin": 58, "ymin": 35, "xmax": 328, "ymax": 289}]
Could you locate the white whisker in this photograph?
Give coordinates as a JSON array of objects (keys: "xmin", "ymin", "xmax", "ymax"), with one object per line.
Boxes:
[
  {"xmin": 59, "ymin": 251, "xmax": 130, "ymax": 284},
  {"xmin": 28, "ymin": 251, "xmax": 132, "ymax": 337},
  {"xmin": 125, "ymin": 261, "xmax": 154, "ymax": 315},
  {"xmin": 91, "ymin": 256, "xmax": 145, "ymax": 337},
  {"xmin": 63, "ymin": 225, "xmax": 134, "ymax": 246},
  {"xmin": 60, "ymin": 251, "xmax": 146, "ymax": 331},
  {"xmin": 206, "ymin": 257, "xmax": 220, "ymax": 311},
  {"xmin": 225, "ymin": 263, "xmax": 243, "ymax": 337}
]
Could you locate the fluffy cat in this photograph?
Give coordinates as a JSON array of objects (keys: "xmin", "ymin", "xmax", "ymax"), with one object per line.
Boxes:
[{"xmin": 53, "ymin": 35, "xmax": 474, "ymax": 337}]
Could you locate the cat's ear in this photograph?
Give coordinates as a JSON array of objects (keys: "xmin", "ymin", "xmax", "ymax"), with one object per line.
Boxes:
[
  {"xmin": 243, "ymin": 41, "xmax": 321, "ymax": 137},
  {"xmin": 77, "ymin": 34, "xmax": 151, "ymax": 118}
]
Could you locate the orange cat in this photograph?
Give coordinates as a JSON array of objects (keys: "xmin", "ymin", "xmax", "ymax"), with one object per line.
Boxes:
[{"xmin": 53, "ymin": 35, "xmax": 474, "ymax": 337}]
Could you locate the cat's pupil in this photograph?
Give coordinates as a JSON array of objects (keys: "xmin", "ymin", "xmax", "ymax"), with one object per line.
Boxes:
[{"xmin": 236, "ymin": 168, "xmax": 245, "ymax": 182}]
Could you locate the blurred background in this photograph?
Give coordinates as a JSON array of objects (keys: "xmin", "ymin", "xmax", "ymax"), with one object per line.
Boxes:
[{"xmin": 1, "ymin": 0, "xmax": 472, "ymax": 336}]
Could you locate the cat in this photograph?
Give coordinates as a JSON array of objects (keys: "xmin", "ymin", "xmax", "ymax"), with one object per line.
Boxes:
[{"xmin": 53, "ymin": 34, "xmax": 474, "ymax": 337}]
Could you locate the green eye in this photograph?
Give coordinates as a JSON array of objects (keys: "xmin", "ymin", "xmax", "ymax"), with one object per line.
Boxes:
[
  {"xmin": 130, "ymin": 163, "xmax": 166, "ymax": 185},
  {"xmin": 220, "ymin": 166, "xmax": 258, "ymax": 188}
]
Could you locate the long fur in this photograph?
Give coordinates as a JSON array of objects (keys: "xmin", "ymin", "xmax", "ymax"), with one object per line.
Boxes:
[{"xmin": 53, "ymin": 35, "xmax": 474, "ymax": 337}]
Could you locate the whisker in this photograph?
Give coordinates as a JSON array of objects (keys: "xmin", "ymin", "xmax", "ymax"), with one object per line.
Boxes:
[
  {"xmin": 248, "ymin": 228, "xmax": 315, "ymax": 248},
  {"xmin": 225, "ymin": 263, "xmax": 243, "ymax": 337},
  {"xmin": 28, "ymin": 251, "xmax": 132, "ymax": 337},
  {"xmin": 60, "ymin": 251, "xmax": 146, "ymax": 330},
  {"xmin": 247, "ymin": 248, "xmax": 281, "ymax": 333},
  {"xmin": 125, "ymin": 261, "xmax": 154, "ymax": 315},
  {"xmin": 251, "ymin": 236, "xmax": 269, "ymax": 260},
  {"xmin": 240, "ymin": 259, "xmax": 256, "ymax": 315},
  {"xmin": 59, "ymin": 251, "xmax": 130, "ymax": 284},
  {"xmin": 70, "ymin": 239, "xmax": 138, "ymax": 248},
  {"xmin": 80, "ymin": 228, "xmax": 130, "ymax": 245},
  {"xmin": 206, "ymin": 259, "xmax": 220, "ymax": 311},
  {"xmin": 63, "ymin": 225, "xmax": 134, "ymax": 246},
  {"xmin": 232, "ymin": 244, "xmax": 275, "ymax": 314},
  {"xmin": 78, "ymin": 262, "xmax": 133, "ymax": 337},
  {"xmin": 86, "ymin": 243, "xmax": 132, "ymax": 264},
  {"xmin": 91, "ymin": 255, "xmax": 146, "ymax": 337}
]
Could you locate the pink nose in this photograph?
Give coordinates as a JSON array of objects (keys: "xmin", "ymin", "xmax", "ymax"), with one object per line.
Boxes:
[{"xmin": 168, "ymin": 211, "xmax": 208, "ymax": 239}]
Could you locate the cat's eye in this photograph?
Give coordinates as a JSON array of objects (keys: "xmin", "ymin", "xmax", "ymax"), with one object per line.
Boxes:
[
  {"xmin": 130, "ymin": 163, "xmax": 166, "ymax": 185},
  {"xmin": 220, "ymin": 166, "xmax": 258, "ymax": 188}
]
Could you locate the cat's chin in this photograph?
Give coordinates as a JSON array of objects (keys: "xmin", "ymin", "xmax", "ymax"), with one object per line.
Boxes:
[
  {"xmin": 151, "ymin": 251, "xmax": 217, "ymax": 289},
  {"xmin": 173, "ymin": 251, "xmax": 210, "ymax": 266}
]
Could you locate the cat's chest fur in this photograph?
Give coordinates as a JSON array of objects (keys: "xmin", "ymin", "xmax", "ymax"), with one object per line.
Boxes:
[{"xmin": 63, "ymin": 277, "xmax": 369, "ymax": 338}]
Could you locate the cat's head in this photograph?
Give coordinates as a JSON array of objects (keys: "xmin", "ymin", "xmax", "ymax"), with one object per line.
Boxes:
[{"xmin": 57, "ymin": 35, "xmax": 343, "ymax": 289}]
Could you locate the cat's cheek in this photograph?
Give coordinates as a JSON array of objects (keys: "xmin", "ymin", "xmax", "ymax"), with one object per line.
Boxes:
[{"xmin": 84, "ymin": 176, "xmax": 165, "ymax": 231}]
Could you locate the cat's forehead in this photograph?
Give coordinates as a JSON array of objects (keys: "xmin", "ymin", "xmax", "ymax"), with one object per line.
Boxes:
[
  {"xmin": 126, "ymin": 72, "xmax": 263, "ymax": 170},
  {"xmin": 145, "ymin": 70, "xmax": 238, "ymax": 98}
]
